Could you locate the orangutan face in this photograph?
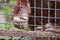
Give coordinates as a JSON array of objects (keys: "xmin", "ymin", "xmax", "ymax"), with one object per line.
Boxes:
[{"xmin": 13, "ymin": 0, "xmax": 31, "ymax": 29}]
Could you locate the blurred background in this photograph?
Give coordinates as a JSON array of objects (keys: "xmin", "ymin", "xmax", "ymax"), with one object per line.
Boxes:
[
  {"xmin": 0, "ymin": 0, "xmax": 22, "ymax": 40},
  {"xmin": 0, "ymin": 0, "xmax": 20, "ymax": 31}
]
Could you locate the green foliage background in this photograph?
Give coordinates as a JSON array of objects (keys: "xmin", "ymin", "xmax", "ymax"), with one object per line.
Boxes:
[
  {"xmin": 0, "ymin": 0, "xmax": 20, "ymax": 30},
  {"xmin": 0, "ymin": 0, "xmax": 31, "ymax": 40}
]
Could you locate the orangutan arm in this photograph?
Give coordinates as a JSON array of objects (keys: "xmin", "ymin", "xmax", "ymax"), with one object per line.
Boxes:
[
  {"xmin": 45, "ymin": 28, "xmax": 60, "ymax": 33},
  {"xmin": 55, "ymin": 29, "xmax": 60, "ymax": 33}
]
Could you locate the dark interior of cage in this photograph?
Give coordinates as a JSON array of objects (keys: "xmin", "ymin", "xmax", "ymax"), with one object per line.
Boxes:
[
  {"xmin": 28, "ymin": 0, "xmax": 60, "ymax": 40},
  {"xmin": 29, "ymin": 0, "xmax": 60, "ymax": 30}
]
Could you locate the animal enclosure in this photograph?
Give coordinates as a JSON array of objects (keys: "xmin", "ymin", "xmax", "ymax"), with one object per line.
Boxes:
[{"xmin": 0, "ymin": 0, "xmax": 60, "ymax": 40}]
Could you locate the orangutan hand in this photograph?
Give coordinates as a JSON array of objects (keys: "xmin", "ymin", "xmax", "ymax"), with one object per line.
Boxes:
[
  {"xmin": 45, "ymin": 28, "xmax": 56, "ymax": 32},
  {"xmin": 13, "ymin": 15, "xmax": 28, "ymax": 29}
]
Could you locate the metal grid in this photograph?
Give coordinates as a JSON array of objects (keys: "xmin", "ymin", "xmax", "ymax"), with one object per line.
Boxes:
[{"xmin": 0, "ymin": 0, "xmax": 60, "ymax": 40}]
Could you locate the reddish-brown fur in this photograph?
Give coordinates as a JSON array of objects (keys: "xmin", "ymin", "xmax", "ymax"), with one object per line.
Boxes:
[
  {"xmin": 13, "ymin": 0, "xmax": 60, "ymax": 39},
  {"xmin": 13, "ymin": 0, "xmax": 60, "ymax": 31},
  {"xmin": 14, "ymin": 0, "xmax": 29, "ymax": 15}
]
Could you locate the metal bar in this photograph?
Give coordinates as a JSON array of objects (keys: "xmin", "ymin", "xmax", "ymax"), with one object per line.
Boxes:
[
  {"xmin": 41, "ymin": 0, "xmax": 43, "ymax": 31},
  {"xmin": 48, "ymin": 0, "xmax": 50, "ymax": 40},
  {"xmin": 55, "ymin": 0, "xmax": 57, "ymax": 40},
  {"xmin": 50, "ymin": 0, "xmax": 60, "ymax": 1},
  {"xmin": 0, "ymin": 30, "xmax": 60, "ymax": 38},
  {"xmin": 34, "ymin": 0, "xmax": 36, "ymax": 40},
  {"xmin": 34, "ymin": 0, "xmax": 36, "ymax": 30}
]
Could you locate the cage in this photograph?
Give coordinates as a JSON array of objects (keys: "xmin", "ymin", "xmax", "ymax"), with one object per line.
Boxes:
[{"xmin": 0, "ymin": 0, "xmax": 60, "ymax": 40}]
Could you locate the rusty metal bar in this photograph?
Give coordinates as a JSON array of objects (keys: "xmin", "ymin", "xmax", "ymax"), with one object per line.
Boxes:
[
  {"xmin": 50, "ymin": 0, "xmax": 60, "ymax": 1},
  {"xmin": 0, "ymin": 30, "xmax": 60, "ymax": 38}
]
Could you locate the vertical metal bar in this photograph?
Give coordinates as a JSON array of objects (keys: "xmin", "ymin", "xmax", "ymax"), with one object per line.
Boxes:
[
  {"xmin": 20, "ymin": 0, "xmax": 21, "ymax": 28},
  {"xmin": 4, "ymin": 0, "xmax": 6, "ymax": 5},
  {"xmin": 41, "ymin": 0, "xmax": 43, "ymax": 31},
  {"xmin": 27, "ymin": 0, "xmax": 29, "ymax": 29},
  {"xmin": 48, "ymin": 0, "xmax": 50, "ymax": 23},
  {"xmin": 55, "ymin": 0, "xmax": 57, "ymax": 29},
  {"xmin": 12, "ymin": 1, "xmax": 15, "ymax": 30},
  {"xmin": 27, "ymin": 0, "xmax": 29, "ymax": 3},
  {"xmin": 19, "ymin": 37, "xmax": 22, "ymax": 40},
  {"xmin": 19, "ymin": 0, "xmax": 22, "ymax": 40},
  {"xmin": 48, "ymin": 0, "xmax": 50, "ymax": 40},
  {"xmin": 11, "ymin": 36, "xmax": 14, "ymax": 40},
  {"xmin": 34, "ymin": 0, "xmax": 36, "ymax": 31},
  {"xmin": 12, "ymin": 0, "xmax": 14, "ymax": 40},
  {"xmin": 4, "ymin": 24, "xmax": 6, "ymax": 40},
  {"xmin": 55, "ymin": 0, "xmax": 57, "ymax": 40},
  {"xmin": 41, "ymin": 0, "xmax": 44, "ymax": 40},
  {"xmin": 12, "ymin": 0, "xmax": 15, "ymax": 30},
  {"xmin": 34, "ymin": 0, "xmax": 36, "ymax": 40},
  {"xmin": 4, "ymin": 0, "xmax": 7, "ymax": 40}
]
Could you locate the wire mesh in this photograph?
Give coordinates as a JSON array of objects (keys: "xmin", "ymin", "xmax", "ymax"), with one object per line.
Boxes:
[{"xmin": 0, "ymin": 0, "xmax": 60, "ymax": 40}]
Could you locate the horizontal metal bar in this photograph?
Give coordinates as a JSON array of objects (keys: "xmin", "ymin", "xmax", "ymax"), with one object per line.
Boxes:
[
  {"xmin": 1, "ymin": 5, "xmax": 60, "ymax": 10},
  {"xmin": 50, "ymin": 0, "xmax": 60, "ymax": 1},
  {"xmin": 14, "ymin": 6, "xmax": 60, "ymax": 10},
  {"xmin": 0, "ymin": 30, "xmax": 60, "ymax": 38}
]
